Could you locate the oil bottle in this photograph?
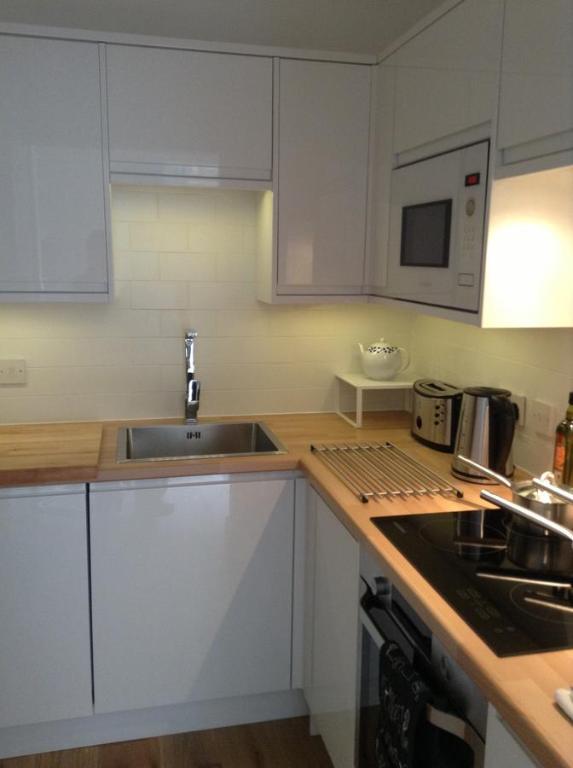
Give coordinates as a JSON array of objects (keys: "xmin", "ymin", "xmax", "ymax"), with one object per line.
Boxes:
[{"xmin": 553, "ymin": 392, "xmax": 573, "ymax": 486}]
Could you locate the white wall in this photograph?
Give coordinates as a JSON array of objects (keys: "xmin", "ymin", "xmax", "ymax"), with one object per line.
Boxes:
[
  {"xmin": 410, "ymin": 314, "xmax": 573, "ymax": 473},
  {"xmin": 0, "ymin": 186, "xmax": 412, "ymax": 423}
]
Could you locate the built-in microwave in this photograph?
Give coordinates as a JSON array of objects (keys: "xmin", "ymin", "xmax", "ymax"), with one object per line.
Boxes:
[{"xmin": 384, "ymin": 140, "xmax": 490, "ymax": 313}]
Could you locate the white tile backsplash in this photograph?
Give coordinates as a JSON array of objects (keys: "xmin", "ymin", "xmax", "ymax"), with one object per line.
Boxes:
[
  {"xmin": 1, "ymin": 183, "xmax": 571, "ymax": 477},
  {"xmin": 0, "ymin": 186, "xmax": 412, "ymax": 424},
  {"xmin": 410, "ymin": 315, "xmax": 573, "ymax": 474}
]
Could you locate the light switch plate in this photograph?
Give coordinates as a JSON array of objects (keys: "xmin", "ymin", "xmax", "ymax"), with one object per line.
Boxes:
[
  {"xmin": 0, "ymin": 359, "xmax": 27, "ymax": 384},
  {"xmin": 529, "ymin": 399, "xmax": 554, "ymax": 436}
]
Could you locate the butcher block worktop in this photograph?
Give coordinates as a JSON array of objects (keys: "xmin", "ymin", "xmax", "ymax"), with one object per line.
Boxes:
[
  {"xmin": 0, "ymin": 411, "xmax": 572, "ymax": 767},
  {"xmin": 0, "ymin": 422, "xmax": 102, "ymax": 486}
]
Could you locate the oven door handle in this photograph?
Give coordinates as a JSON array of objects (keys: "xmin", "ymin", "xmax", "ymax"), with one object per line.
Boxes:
[
  {"xmin": 360, "ymin": 609, "xmax": 485, "ymax": 768},
  {"xmin": 427, "ymin": 705, "xmax": 485, "ymax": 768}
]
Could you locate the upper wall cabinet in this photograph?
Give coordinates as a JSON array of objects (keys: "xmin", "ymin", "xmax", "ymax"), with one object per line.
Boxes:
[
  {"xmin": 273, "ymin": 59, "xmax": 371, "ymax": 297},
  {"xmin": 106, "ymin": 46, "xmax": 273, "ymax": 181},
  {"xmin": 0, "ymin": 36, "xmax": 110, "ymax": 300},
  {"xmin": 497, "ymin": 0, "xmax": 573, "ymax": 173},
  {"xmin": 388, "ymin": 0, "xmax": 503, "ymax": 158}
]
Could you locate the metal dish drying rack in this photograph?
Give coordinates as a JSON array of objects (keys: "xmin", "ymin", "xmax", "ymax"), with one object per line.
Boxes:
[{"xmin": 311, "ymin": 441, "xmax": 463, "ymax": 503}]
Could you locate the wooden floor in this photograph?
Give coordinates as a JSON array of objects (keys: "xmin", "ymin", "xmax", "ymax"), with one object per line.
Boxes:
[{"xmin": 0, "ymin": 718, "xmax": 333, "ymax": 768}]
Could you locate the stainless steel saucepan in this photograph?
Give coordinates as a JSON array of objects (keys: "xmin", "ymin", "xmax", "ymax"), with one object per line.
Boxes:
[
  {"xmin": 456, "ymin": 455, "xmax": 573, "ymax": 528},
  {"xmin": 480, "ymin": 490, "xmax": 573, "ymax": 546}
]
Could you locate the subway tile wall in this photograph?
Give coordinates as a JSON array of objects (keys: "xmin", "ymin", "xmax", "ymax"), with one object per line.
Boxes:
[
  {"xmin": 0, "ymin": 186, "xmax": 412, "ymax": 424},
  {"xmin": 1, "ymin": 184, "xmax": 570, "ymax": 475},
  {"xmin": 410, "ymin": 315, "xmax": 573, "ymax": 474}
]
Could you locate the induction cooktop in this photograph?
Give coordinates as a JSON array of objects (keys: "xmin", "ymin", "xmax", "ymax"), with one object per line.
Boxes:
[{"xmin": 371, "ymin": 509, "xmax": 573, "ymax": 657}]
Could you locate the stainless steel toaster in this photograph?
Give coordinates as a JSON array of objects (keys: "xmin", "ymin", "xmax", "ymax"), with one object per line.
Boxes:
[{"xmin": 411, "ymin": 379, "xmax": 463, "ymax": 452}]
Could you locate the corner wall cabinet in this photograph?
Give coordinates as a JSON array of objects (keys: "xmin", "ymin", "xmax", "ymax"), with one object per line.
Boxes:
[
  {"xmin": 271, "ymin": 58, "xmax": 371, "ymax": 298},
  {"xmin": 387, "ymin": 0, "xmax": 503, "ymax": 159},
  {"xmin": 0, "ymin": 485, "xmax": 92, "ymax": 729},
  {"xmin": 106, "ymin": 45, "xmax": 273, "ymax": 181},
  {"xmin": 0, "ymin": 36, "xmax": 110, "ymax": 300},
  {"xmin": 497, "ymin": 0, "xmax": 573, "ymax": 173},
  {"xmin": 90, "ymin": 476, "xmax": 294, "ymax": 713},
  {"xmin": 304, "ymin": 486, "xmax": 360, "ymax": 768}
]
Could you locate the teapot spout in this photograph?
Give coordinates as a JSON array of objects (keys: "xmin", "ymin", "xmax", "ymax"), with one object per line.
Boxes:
[{"xmin": 358, "ymin": 343, "xmax": 365, "ymax": 354}]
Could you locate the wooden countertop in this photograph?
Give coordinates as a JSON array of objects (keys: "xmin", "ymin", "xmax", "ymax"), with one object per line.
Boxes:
[
  {"xmin": 0, "ymin": 422, "xmax": 102, "ymax": 486},
  {"xmin": 0, "ymin": 411, "xmax": 571, "ymax": 766}
]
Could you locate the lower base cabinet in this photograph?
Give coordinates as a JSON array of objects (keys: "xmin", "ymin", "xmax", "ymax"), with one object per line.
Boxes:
[
  {"xmin": 484, "ymin": 706, "xmax": 538, "ymax": 767},
  {"xmin": 304, "ymin": 487, "xmax": 360, "ymax": 768},
  {"xmin": 0, "ymin": 485, "xmax": 92, "ymax": 729},
  {"xmin": 90, "ymin": 476, "xmax": 294, "ymax": 714}
]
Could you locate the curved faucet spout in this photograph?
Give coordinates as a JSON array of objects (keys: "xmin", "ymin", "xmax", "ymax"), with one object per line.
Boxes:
[{"xmin": 184, "ymin": 330, "xmax": 200, "ymax": 422}]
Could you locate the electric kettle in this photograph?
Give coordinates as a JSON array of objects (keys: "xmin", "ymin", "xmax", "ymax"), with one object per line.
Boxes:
[{"xmin": 451, "ymin": 387, "xmax": 518, "ymax": 482}]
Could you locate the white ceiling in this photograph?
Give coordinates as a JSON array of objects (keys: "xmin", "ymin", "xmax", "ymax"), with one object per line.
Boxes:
[{"xmin": 0, "ymin": 0, "xmax": 446, "ymax": 54}]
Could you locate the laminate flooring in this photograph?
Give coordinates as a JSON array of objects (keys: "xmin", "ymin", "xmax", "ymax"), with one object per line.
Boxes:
[{"xmin": 0, "ymin": 717, "xmax": 334, "ymax": 768}]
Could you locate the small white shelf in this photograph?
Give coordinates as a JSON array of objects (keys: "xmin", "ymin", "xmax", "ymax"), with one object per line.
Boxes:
[{"xmin": 335, "ymin": 372, "xmax": 416, "ymax": 428}]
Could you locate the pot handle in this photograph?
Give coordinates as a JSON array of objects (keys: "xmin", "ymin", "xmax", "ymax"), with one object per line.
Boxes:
[
  {"xmin": 480, "ymin": 490, "xmax": 573, "ymax": 545},
  {"xmin": 397, "ymin": 347, "xmax": 410, "ymax": 374},
  {"xmin": 456, "ymin": 455, "xmax": 513, "ymax": 488},
  {"xmin": 532, "ymin": 477, "xmax": 573, "ymax": 504}
]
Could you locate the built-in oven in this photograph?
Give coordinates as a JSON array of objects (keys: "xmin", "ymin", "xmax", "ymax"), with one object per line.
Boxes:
[
  {"xmin": 358, "ymin": 555, "xmax": 487, "ymax": 768},
  {"xmin": 384, "ymin": 140, "xmax": 490, "ymax": 313}
]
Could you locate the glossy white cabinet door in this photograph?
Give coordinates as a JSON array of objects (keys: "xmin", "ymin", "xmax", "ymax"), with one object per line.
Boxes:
[
  {"xmin": 305, "ymin": 488, "xmax": 360, "ymax": 768},
  {"xmin": 277, "ymin": 59, "xmax": 370, "ymax": 295},
  {"xmin": 90, "ymin": 478, "xmax": 294, "ymax": 714},
  {"xmin": 107, "ymin": 46, "xmax": 272, "ymax": 180},
  {"xmin": 498, "ymin": 0, "xmax": 573, "ymax": 161},
  {"xmin": 0, "ymin": 36, "xmax": 109, "ymax": 296},
  {"xmin": 389, "ymin": 0, "xmax": 503, "ymax": 156},
  {"xmin": 0, "ymin": 485, "xmax": 92, "ymax": 728},
  {"xmin": 367, "ymin": 64, "xmax": 395, "ymax": 293},
  {"xmin": 484, "ymin": 706, "xmax": 538, "ymax": 767}
]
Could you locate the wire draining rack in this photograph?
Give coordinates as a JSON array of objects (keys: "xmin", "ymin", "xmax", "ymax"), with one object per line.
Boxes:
[{"xmin": 310, "ymin": 442, "xmax": 463, "ymax": 503}]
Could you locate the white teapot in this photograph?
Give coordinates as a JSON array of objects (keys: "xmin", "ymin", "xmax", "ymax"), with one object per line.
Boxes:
[{"xmin": 358, "ymin": 338, "xmax": 410, "ymax": 381}]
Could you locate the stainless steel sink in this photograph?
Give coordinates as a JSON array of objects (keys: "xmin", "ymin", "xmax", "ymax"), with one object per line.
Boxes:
[{"xmin": 116, "ymin": 422, "xmax": 286, "ymax": 462}]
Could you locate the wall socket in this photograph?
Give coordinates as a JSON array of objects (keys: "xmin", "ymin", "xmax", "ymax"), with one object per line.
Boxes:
[
  {"xmin": 0, "ymin": 359, "xmax": 27, "ymax": 385},
  {"xmin": 528, "ymin": 399, "xmax": 555, "ymax": 436}
]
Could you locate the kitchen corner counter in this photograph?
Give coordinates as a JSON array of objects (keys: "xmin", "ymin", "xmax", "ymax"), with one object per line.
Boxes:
[{"xmin": 0, "ymin": 411, "xmax": 571, "ymax": 767}]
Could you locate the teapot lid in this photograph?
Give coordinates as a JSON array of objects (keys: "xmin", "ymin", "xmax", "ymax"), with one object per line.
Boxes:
[{"xmin": 366, "ymin": 339, "xmax": 398, "ymax": 354}]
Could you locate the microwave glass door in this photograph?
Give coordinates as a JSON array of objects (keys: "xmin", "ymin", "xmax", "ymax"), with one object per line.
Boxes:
[{"xmin": 400, "ymin": 199, "xmax": 452, "ymax": 268}]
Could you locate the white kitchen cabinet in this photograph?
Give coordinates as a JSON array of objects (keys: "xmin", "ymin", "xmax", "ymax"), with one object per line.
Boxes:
[
  {"xmin": 497, "ymin": 0, "xmax": 573, "ymax": 172},
  {"xmin": 484, "ymin": 706, "xmax": 539, "ymax": 767},
  {"xmin": 274, "ymin": 59, "xmax": 371, "ymax": 297},
  {"xmin": 304, "ymin": 487, "xmax": 360, "ymax": 768},
  {"xmin": 366, "ymin": 63, "xmax": 396, "ymax": 293},
  {"xmin": 106, "ymin": 46, "xmax": 272, "ymax": 181},
  {"xmin": 0, "ymin": 485, "xmax": 92, "ymax": 728},
  {"xmin": 90, "ymin": 476, "xmax": 294, "ymax": 714},
  {"xmin": 388, "ymin": 0, "xmax": 503, "ymax": 158},
  {"xmin": 0, "ymin": 36, "xmax": 110, "ymax": 300}
]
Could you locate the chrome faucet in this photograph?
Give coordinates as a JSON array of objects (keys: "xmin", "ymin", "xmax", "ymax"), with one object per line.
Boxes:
[{"xmin": 184, "ymin": 330, "xmax": 201, "ymax": 423}]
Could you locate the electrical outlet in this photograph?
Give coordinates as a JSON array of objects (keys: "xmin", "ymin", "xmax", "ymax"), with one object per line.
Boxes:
[
  {"xmin": 528, "ymin": 399, "xmax": 554, "ymax": 436},
  {"xmin": 511, "ymin": 394, "xmax": 526, "ymax": 428},
  {"xmin": 0, "ymin": 359, "xmax": 27, "ymax": 385}
]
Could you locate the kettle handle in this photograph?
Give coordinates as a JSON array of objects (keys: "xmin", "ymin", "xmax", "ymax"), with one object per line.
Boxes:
[
  {"xmin": 489, "ymin": 396, "xmax": 517, "ymax": 475},
  {"xmin": 397, "ymin": 347, "xmax": 410, "ymax": 374}
]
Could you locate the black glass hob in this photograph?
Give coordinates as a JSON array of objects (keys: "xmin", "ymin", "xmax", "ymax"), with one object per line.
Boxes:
[{"xmin": 371, "ymin": 509, "xmax": 573, "ymax": 657}]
